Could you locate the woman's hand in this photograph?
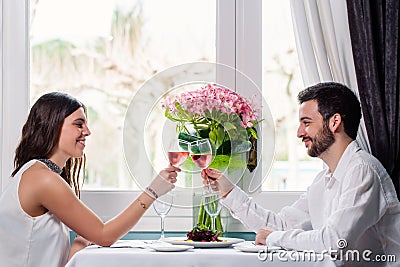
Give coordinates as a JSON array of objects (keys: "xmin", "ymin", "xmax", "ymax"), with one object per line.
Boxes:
[
  {"xmin": 146, "ymin": 165, "xmax": 180, "ymax": 198},
  {"xmin": 68, "ymin": 236, "xmax": 91, "ymax": 261},
  {"xmin": 201, "ymin": 168, "xmax": 234, "ymax": 197}
]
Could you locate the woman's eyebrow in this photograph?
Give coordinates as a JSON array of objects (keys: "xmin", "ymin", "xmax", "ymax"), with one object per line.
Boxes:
[{"xmin": 73, "ymin": 118, "xmax": 86, "ymax": 123}]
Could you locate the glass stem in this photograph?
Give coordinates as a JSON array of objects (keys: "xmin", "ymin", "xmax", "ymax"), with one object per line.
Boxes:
[
  {"xmin": 211, "ymin": 216, "xmax": 216, "ymax": 230},
  {"xmin": 160, "ymin": 215, "xmax": 166, "ymax": 240},
  {"xmin": 207, "ymin": 178, "xmax": 212, "ymax": 191}
]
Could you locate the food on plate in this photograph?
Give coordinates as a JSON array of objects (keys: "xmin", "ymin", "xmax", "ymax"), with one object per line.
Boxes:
[{"xmin": 186, "ymin": 224, "xmax": 222, "ymax": 242}]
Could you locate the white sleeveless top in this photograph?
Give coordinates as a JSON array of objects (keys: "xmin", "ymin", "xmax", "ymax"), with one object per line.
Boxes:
[{"xmin": 0, "ymin": 160, "xmax": 70, "ymax": 267}]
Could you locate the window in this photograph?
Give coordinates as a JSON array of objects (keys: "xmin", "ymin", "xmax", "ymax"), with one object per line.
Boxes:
[
  {"xmin": 30, "ymin": 0, "xmax": 217, "ymax": 190},
  {"xmin": 261, "ymin": 0, "xmax": 322, "ymax": 191},
  {"xmin": 1, "ymin": 0, "xmax": 313, "ymax": 231}
]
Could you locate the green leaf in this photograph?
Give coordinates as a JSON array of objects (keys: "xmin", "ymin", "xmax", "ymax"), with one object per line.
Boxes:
[
  {"xmin": 208, "ymin": 130, "xmax": 217, "ymax": 144},
  {"xmin": 178, "ymin": 132, "xmax": 202, "ymax": 142},
  {"xmin": 216, "ymin": 126, "xmax": 225, "ymax": 147},
  {"xmin": 247, "ymin": 127, "xmax": 258, "ymax": 139},
  {"xmin": 175, "ymin": 102, "xmax": 193, "ymax": 120},
  {"xmin": 197, "ymin": 202, "xmax": 205, "ymax": 225},
  {"xmin": 231, "ymin": 140, "xmax": 252, "ymax": 153},
  {"xmin": 209, "ymin": 154, "xmax": 247, "ymax": 170},
  {"xmin": 164, "ymin": 109, "xmax": 180, "ymax": 122},
  {"xmin": 215, "ymin": 214, "xmax": 223, "ymax": 235},
  {"xmin": 223, "ymin": 122, "xmax": 236, "ymax": 131}
]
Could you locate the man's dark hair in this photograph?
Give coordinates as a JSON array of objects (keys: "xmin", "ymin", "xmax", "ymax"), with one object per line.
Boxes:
[{"xmin": 297, "ymin": 82, "xmax": 361, "ymax": 140}]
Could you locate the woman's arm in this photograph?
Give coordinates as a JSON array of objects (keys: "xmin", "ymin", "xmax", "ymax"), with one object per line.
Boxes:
[{"xmin": 34, "ymin": 165, "xmax": 178, "ymax": 246}]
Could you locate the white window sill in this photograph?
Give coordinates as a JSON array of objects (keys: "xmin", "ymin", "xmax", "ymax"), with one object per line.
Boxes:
[{"xmin": 81, "ymin": 190, "xmax": 303, "ymax": 232}]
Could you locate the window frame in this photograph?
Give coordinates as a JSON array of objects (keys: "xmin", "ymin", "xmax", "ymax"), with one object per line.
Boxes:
[
  {"xmin": 1, "ymin": 0, "xmax": 30, "ymax": 192},
  {"xmin": 1, "ymin": 0, "xmax": 303, "ymax": 231}
]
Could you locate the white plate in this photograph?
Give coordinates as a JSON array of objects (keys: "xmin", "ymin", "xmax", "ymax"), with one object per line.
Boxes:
[
  {"xmin": 234, "ymin": 243, "xmax": 281, "ymax": 253},
  {"xmin": 148, "ymin": 244, "xmax": 194, "ymax": 252},
  {"xmin": 165, "ymin": 237, "xmax": 245, "ymax": 248}
]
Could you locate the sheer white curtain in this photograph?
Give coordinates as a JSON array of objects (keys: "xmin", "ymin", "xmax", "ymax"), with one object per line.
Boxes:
[{"xmin": 289, "ymin": 0, "xmax": 370, "ymax": 152}]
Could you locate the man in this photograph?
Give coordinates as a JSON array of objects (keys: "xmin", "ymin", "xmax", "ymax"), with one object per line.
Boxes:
[{"xmin": 202, "ymin": 82, "xmax": 400, "ymax": 266}]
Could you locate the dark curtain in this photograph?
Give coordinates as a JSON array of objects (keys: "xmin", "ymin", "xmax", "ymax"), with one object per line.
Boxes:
[{"xmin": 346, "ymin": 0, "xmax": 400, "ymax": 199}]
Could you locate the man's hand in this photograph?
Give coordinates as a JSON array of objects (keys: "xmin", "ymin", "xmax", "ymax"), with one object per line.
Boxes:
[
  {"xmin": 255, "ymin": 228, "xmax": 274, "ymax": 245},
  {"xmin": 201, "ymin": 168, "xmax": 234, "ymax": 197}
]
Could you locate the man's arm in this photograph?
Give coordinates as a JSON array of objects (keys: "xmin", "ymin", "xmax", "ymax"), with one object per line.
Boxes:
[
  {"xmin": 221, "ymin": 186, "xmax": 312, "ymax": 233},
  {"xmin": 201, "ymin": 168, "xmax": 313, "ymax": 234},
  {"xmin": 265, "ymin": 164, "xmax": 386, "ymax": 252}
]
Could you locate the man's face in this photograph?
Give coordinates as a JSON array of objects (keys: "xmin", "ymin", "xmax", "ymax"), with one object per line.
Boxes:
[{"xmin": 297, "ymin": 100, "xmax": 335, "ymax": 157}]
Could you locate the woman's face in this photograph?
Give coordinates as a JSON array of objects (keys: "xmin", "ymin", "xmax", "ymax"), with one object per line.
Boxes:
[{"xmin": 56, "ymin": 107, "xmax": 91, "ymax": 159}]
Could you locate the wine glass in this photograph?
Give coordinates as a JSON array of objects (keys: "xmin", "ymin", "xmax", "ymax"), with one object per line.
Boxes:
[
  {"xmin": 202, "ymin": 191, "xmax": 222, "ymax": 231},
  {"xmin": 189, "ymin": 139, "xmax": 213, "ymax": 188},
  {"xmin": 167, "ymin": 139, "xmax": 190, "ymax": 168},
  {"xmin": 189, "ymin": 139, "xmax": 213, "ymax": 169},
  {"xmin": 153, "ymin": 193, "xmax": 173, "ymax": 240}
]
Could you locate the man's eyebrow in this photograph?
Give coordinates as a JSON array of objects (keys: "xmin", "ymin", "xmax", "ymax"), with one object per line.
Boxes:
[{"xmin": 299, "ymin": 116, "xmax": 312, "ymax": 121}]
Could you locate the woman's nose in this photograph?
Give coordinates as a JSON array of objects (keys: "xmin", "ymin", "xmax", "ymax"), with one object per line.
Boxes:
[{"xmin": 83, "ymin": 125, "xmax": 91, "ymax": 136}]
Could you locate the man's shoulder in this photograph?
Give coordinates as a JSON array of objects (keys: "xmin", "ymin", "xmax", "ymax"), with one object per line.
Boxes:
[
  {"xmin": 348, "ymin": 147, "xmax": 397, "ymax": 197},
  {"xmin": 350, "ymin": 147, "xmax": 387, "ymax": 175},
  {"xmin": 354, "ymin": 149, "xmax": 400, "ymax": 206}
]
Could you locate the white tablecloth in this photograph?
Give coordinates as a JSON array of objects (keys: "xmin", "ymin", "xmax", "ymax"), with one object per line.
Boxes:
[{"xmin": 66, "ymin": 240, "xmax": 338, "ymax": 267}]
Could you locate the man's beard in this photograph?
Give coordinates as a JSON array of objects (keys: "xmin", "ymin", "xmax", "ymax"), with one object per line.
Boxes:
[{"xmin": 307, "ymin": 121, "xmax": 335, "ymax": 157}]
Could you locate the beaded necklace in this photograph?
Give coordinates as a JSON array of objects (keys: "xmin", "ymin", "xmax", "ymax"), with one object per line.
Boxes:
[{"xmin": 38, "ymin": 158, "xmax": 63, "ymax": 175}]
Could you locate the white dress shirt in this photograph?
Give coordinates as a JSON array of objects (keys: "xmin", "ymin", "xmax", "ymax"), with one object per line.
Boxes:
[{"xmin": 222, "ymin": 141, "xmax": 400, "ymax": 266}]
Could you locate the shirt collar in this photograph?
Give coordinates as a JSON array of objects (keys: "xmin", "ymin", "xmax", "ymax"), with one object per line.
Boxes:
[
  {"xmin": 324, "ymin": 172, "xmax": 335, "ymax": 188},
  {"xmin": 333, "ymin": 140, "xmax": 360, "ymax": 180},
  {"xmin": 323, "ymin": 140, "xmax": 360, "ymax": 188}
]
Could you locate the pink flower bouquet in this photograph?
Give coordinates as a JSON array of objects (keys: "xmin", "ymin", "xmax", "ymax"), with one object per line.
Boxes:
[
  {"xmin": 162, "ymin": 83, "xmax": 260, "ymax": 171},
  {"xmin": 162, "ymin": 84, "xmax": 261, "ymax": 233}
]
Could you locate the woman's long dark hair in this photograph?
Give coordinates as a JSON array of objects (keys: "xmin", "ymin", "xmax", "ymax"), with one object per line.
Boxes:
[{"xmin": 12, "ymin": 92, "xmax": 87, "ymax": 197}]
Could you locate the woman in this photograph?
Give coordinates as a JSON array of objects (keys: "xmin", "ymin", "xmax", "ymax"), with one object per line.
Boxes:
[{"xmin": 0, "ymin": 92, "xmax": 179, "ymax": 267}]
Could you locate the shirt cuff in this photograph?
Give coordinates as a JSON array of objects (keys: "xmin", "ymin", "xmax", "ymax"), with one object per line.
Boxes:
[
  {"xmin": 220, "ymin": 186, "xmax": 249, "ymax": 210},
  {"xmin": 266, "ymin": 231, "xmax": 285, "ymax": 247}
]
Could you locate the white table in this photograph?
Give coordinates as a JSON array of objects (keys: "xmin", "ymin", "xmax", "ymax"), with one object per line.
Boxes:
[{"xmin": 66, "ymin": 240, "xmax": 338, "ymax": 267}]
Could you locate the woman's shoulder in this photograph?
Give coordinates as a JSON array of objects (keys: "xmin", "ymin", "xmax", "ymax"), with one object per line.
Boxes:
[
  {"xmin": 20, "ymin": 161, "xmax": 70, "ymax": 199},
  {"xmin": 19, "ymin": 161, "xmax": 67, "ymax": 216},
  {"xmin": 23, "ymin": 161, "xmax": 60, "ymax": 182}
]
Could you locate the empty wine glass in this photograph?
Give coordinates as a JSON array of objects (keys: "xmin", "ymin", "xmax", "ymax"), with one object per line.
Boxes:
[
  {"xmin": 153, "ymin": 193, "xmax": 173, "ymax": 240},
  {"xmin": 202, "ymin": 191, "xmax": 222, "ymax": 231},
  {"xmin": 167, "ymin": 139, "xmax": 190, "ymax": 168}
]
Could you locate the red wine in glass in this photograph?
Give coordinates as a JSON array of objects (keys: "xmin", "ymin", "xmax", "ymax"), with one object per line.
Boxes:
[
  {"xmin": 191, "ymin": 153, "xmax": 212, "ymax": 169},
  {"xmin": 168, "ymin": 151, "xmax": 190, "ymax": 167}
]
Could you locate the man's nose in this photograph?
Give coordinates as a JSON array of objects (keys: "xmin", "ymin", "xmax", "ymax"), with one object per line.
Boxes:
[{"xmin": 297, "ymin": 125, "xmax": 304, "ymax": 138}]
